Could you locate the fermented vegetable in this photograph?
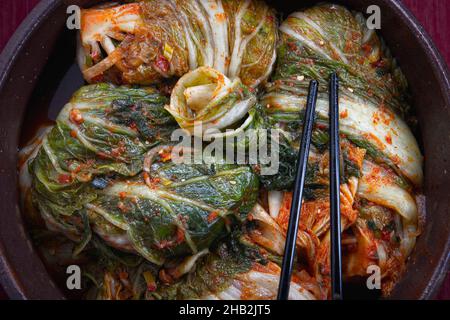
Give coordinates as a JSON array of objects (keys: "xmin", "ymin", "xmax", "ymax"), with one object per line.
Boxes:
[
  {"xmin": 166, "ymin": 66, "xmax": 257, "ymax": 139},
  {"xmin": 19, "ymin": 1, "xmax": 425, "ymax": 300},
  {"xmin": 76, "ymin": 232, "xmax": 318, "ymax": 300},
  {"xmin": 257, "ymin": 3, "xmax": 423, "ymax": 296},
  {"xmin": 78, "ymin": 0, "xmax": 278, "ymax": 88},
  {"xmin": 24, "ymin": 84, "xmax": 260, "ymax": 267}
]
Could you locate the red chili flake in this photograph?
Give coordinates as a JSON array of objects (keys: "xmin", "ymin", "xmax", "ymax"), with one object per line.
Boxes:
[
  {"xmin": 119, "ymin": 192, "xmax": 127, "ymax": 200},
  {"xmin": 159, "ymin": 150, "xmax": 171, "ymax": 162},
  {"xmin": 158, "ymin": 269, "xmax": 173, "ymax": 284},
  {"xmin": 175, "ymin": 228, "xmax": 185, "ymax": 244},
  {"xmin": 58, "ymin": 174, "xmax": 73, "ymax": 184},
  {"xmin": 362, "ymin": 44, "xmax": 372, "ymax": 56},
  {"xmin": 372, "ymin": 112, "xmax": 380, "ymax": 125},
  {"xmin": 385, "ymin": 134, "xmax": 392, "ymax": 145},
  {"xmin": 316, "ymin": 123, "xmax": 327, "ymax": 130},
  {"xmin": 145, "ymin": 173, "xmax": 161, "ymax": 189},
  {"xmin": 68, "ymin": 161, "xmax": 82, "ymax": 174},
  {"xmin": 155, "ymin": 55, "xmax": 170, "ymax": 73},
  {"xmin": 287, "ymin": 41, "xmax": 297, "ymax": 51},
  {"xmin": 339, "ymin": 109, "xmax": 348, "ymax": 119},
  {"xmin": 70, "ymin": 130, "xmax": 78, "ymax": 138},
  {"xmin": 207, "ymin": 211, "xmax": 219, "ymax": 223},
  {"xmin": 147, "ymin": 284, "xmax": 157, "ymax": 292},
  {"xmin": 381, "ymin": 230, "xmax": 392, "ymax": 242},
  {"xmin": 69, "ymin": 109, "xmax": 84, "ymax": 125},
  {"xmin": 344, "ymin": 40, "xmax": 353, "ymax": 52},
  {"xmin": 151, "ymin": 177, "xmax": 161, "ymax": 184},
  {"xmin": 215, "ymin": 12, "xmax": 226, "ymax": 23}
]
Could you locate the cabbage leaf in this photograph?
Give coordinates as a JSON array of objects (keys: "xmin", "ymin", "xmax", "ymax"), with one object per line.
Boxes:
[
  {"xmin": 28, "ymin": 83, "xmax": 259, "ymax": 265},
  {"xmin": 78, "ymin": 0, "xmax": 278, "ymax": 87}
]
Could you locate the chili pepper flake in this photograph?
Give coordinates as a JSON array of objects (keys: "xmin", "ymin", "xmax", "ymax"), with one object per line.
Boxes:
[
  {"xmin": 58, "ymin": 174, "xmax": 73, "ymax": 184},
  {"xmin": 143, "ymin": 271, "xmax": 157, "ymax": 292},
  {"xmin": 385, "ymin": 134, "xmax": 392, "ymax": 145},
  {"xmin": 155, "ymin": 55, "xmax": 170, "ymax": 73},
  {"xmin": 175, "ymin": 227, "xmax": 185, "ymax": 244},
  {"xmin": 70, "ymin": 130, "xmax": 78, "ymax": 138},
  {"xmin": 69, "ymin": 109, "xmax": 84, "ymax": 125},
  {"xmin": 159, "ymin": 269, "xmax": 174, "ymax": 284},
  {"xmin": 340, "ymin": 109, "xmax": 348, "ymax": 119},
  {"xmin": 119, "ymin": 191, "xmax": 127, "ymax": 200},
  {"xmin": 207, "ymin": 211, "xmax": 219, "ymax": 223}
]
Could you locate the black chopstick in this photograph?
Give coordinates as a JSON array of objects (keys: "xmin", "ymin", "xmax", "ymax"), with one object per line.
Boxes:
[
  {"xmin": 329, "ymin": 73, "xmax": 343, "ymax": 300},
  {"xmin": 277, "ymin": 80, "xmax": 318, "ymax": 300}
]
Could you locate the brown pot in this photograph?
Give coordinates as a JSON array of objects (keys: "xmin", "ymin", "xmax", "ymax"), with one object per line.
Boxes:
[{"xmin": 0, "ymin": 0, "xmax": 448, "ymax": 299}]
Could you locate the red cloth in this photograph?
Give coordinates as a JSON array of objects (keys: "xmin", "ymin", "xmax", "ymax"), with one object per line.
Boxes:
[{"xmin": 0, "ymin": 0, "xmax": 448, "ymax": 300}]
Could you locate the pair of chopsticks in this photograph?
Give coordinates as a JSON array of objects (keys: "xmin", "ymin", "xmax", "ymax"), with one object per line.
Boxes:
[{"xmin": 277, "ymin": 73, "xmax": 342, "ymax": 300}]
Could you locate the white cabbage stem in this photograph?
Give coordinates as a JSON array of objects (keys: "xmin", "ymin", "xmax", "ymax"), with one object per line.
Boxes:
[
  {"xmin": 166, "ymin": 66, "xmax": 256, "ymax": 138},
  {"xmin": 199, "ymin": 0, "xmax": 229, "ymax": 74},
  {"xmin": 203, "ymin": 262, "xmax": 316, "ymax": 300},
  {"xmin": 167, "ymin": 249, "xmax": 209, "ymax": 279},
  {"xmin": 376, "ymin": 242, "xmax": 387, "ymax": 269},
  {"xmin": 248, "ymin": 203, "xmax": 286, "ymax": 255},
  {"xmin": 284, "ymin": 12, "xmax": 348, "ymax": 64},
  {"xmin": 358, "ymin": 161, "xmax": 418, "ymax": 222},
  {"xmin": 268, "ymin": 190, "xmax": 284, "ymax": 219},
  {"xmin": 184, "ymin": 84, "xmax": 216, "ymax": 112},
  {"xmin": 358, "ymin": 160, "xmax": 419, "ymax": 259},
  {"xmin": 93, "ymin": 226, "xmax": 135, "ymax": 253},
  {"xmin": 400, "ymin": 220, "xmax": 418, "ymax": 257},
  {"xmin": 262, "ymin": 92, "xmax": 423, "ymax": 186}
]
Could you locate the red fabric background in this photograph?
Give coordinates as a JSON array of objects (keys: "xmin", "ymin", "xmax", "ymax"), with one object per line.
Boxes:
[{"xmin": 0, "ymin": 0, "xmax": 448, "ymax": 300}]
